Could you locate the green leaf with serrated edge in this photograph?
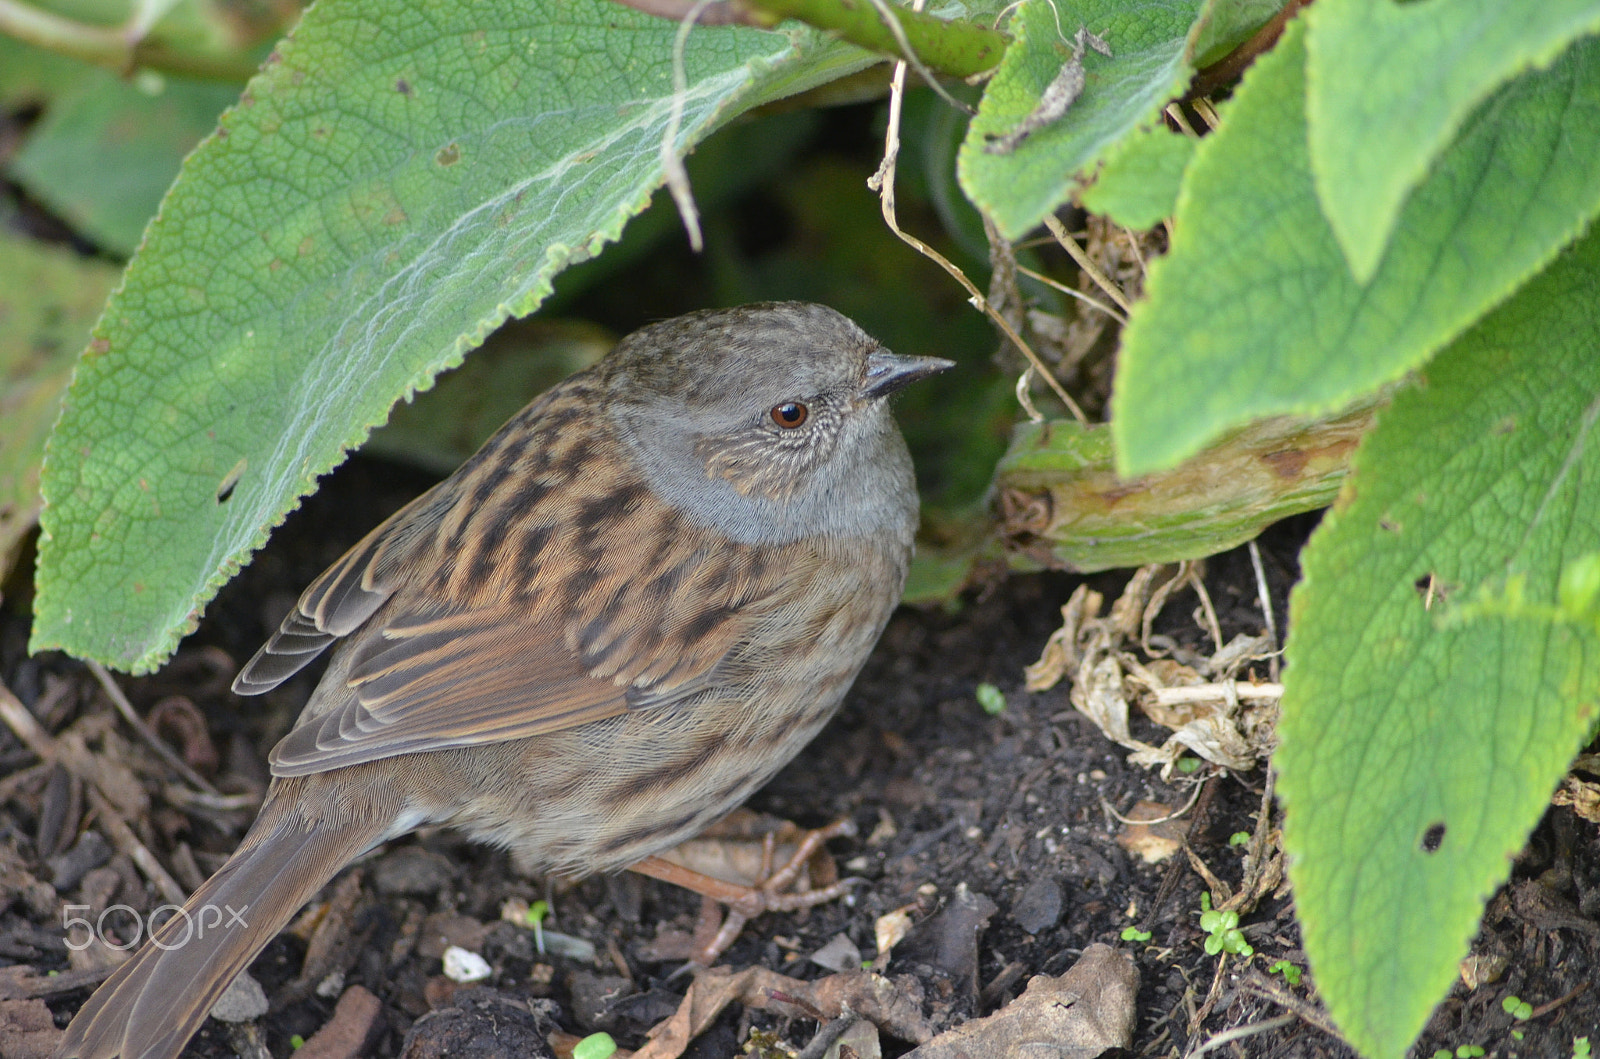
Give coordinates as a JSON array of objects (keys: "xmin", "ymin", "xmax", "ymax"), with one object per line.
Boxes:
[
  {"xmin": 959, "ymin": 0, "xmax": 1207, "ymax": 240},
  {"xmin": 0, "ymin": 228, "xmax": 122, "ymax": 580},
  {"xmin": 13, "ymin": 70, "xmax": 239, "ymax": 256},
  {"xmin": 31, "ymin": 0, "xmax": 878, "ymax": 672},
  {"xmin": 956, "ymin": 0, "xmax": 1268, "ymax": 239},
  {"xmin": 1279, "ymin": 225, "xmax": 1600, "ymax": 1059},
  {"xmin": 1077, "ymin": 123, "xmax": 1193, "ymax": 228},
  {"xmin": 1112, "ymin": 20, "xmax": 1600, "ymax": 476},
  {"xmin": 1307, "ymin": 0, "xmax": 1600, "ymax": 284}
]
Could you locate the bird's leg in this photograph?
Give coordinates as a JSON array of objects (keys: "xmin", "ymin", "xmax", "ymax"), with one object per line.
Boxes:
[{"xmin": 631, "ymin": 818, "xmax": 860, "ymax": 964}]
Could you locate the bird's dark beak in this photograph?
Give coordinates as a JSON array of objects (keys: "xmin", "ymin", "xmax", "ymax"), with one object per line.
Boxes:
[{"xmin": 859, "ymin": 351, "xmax": 955, "ymax": 400}]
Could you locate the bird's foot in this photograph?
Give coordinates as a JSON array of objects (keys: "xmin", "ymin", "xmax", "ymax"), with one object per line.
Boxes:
[{"xmin": 632, "ymin": 818, "xmax": 860, "ymax": 966}]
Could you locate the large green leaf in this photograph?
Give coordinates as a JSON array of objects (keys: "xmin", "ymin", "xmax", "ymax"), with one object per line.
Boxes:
[
  {"xmin": 1112, "ymin": 19, "xmax": 1600, "ymax": 475},
  {"xmin": 1278, "ymin": 225, "xmax": 1600, "ymax": 1059},
  {"xmin": 957, "ymin": 0, "xmax": 1207, "ymax": 240},
  {"xmin": 1306, "ymin": 0, "xmax": 1600, "ymax": 283},
  {"xmin": 0, "ymin": 227, "xmax": 122, "ymax": 580},
  {"xmin": 31, "ymin": 0, "xmax": 873, "ymax": 671},
  {"xmin": 11, "ymin": 70, "xmax": 239, "ymax": 256},
  {"xmin": 1076, "ymin": 122, "xmax": 1193, "ymax": 228}
]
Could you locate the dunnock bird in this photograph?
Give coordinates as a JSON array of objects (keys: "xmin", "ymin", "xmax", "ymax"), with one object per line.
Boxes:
[{"xmin": 58, "ymin": 302, "xmax": 951, "ymax": 1059}]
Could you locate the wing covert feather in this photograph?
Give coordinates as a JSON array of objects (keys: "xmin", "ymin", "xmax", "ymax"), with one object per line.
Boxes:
[{"xmin": 232, "ymin": 487, "xmax": 448, "ymax": 696}]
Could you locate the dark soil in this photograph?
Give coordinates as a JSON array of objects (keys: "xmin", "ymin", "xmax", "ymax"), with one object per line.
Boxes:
[{"xmin": 3, "ymin": 456, "xmax": 1599, "ymax": 1059}]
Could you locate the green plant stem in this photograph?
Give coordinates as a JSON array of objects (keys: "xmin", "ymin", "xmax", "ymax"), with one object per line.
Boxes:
[
  {"xmin": 0, "ymin": 0, "xmax": 258, "ymax": 81},
  {"xmin": 740, "ymin": 0, "xmax": 1007, "ymax": 77}
]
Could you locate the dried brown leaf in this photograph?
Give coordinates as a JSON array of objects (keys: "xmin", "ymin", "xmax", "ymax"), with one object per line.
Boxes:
[{"xmin": 901, "ymin": 944, "xmax": 1136, "ymax": 1058}]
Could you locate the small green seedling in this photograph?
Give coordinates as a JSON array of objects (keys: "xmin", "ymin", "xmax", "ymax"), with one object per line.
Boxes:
[
  {"xmin": 289, "ymin": 1035, "xmax": 306, "ymax": 1050},
  {"xmin": 1229, "ymin": 831, "xmax": 1251, "ymax": 846},
  {"xmin": 1573, "ymin": 1036, "xmax": 1592, "ymax": 1059},
  {"xmin": 1455, "ymin": 1046, "xmax": 1485, "ymax": 1058},
  {"xmin": 976, "ymin": 682, "xmax": 1006, "ymax": 715},
  {"xmin": 1177, "ymin": 756, "xmax": 1201, "ymax": 773},
  {"xmin": 1501, "ymin": 995, "xmax": 1533, "ymax": 1020},
  {"xmin": 573, "ymin": 1032, "xmax": 618, "ymax": 1059},
  {"xmin": 526, "ymin": 899, "xmax": 551, "ymax": 954},
  {"xmin": 1268, "ymin": 959, "xmax": 1302, "ymax": 986},
  {"xmin": 1198, "ymin": 892, "xmax": 1253, "ymax": 957},
  {"xmin": 1121, "ymin": 926, "xmax": 1152, "ymax": 942}
]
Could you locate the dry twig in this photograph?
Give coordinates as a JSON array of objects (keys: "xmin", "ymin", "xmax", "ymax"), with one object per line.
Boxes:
[
  {"xmin": 1042, "ymin": 214, "xmax": 1133, "ymax": 315},
  {"xmin": 659, "ymin": 0, "xmax": 716, "ymax": 251},
  {"xmin": 868, "ymin": 40, "xmax": 1088, "ymax": 425},
  {"xmin": 88, "ymin": 660, "xmax": 219, "ymax": 795},
  {"xmin": 1239, "ymin": 970, "xmax": 1342, "ymax": 1039},
  {"xmin": 1187, "ymin": 1014, "xmax": 1296, "ymax": 1057}
]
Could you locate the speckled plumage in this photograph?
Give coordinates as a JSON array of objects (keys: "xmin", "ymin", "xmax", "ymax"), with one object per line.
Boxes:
[{"xmin": 58, "ymin": 302, "xmax": 951, "ymax": 1059}]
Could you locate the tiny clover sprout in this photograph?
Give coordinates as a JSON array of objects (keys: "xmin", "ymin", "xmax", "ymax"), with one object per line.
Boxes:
[
  {"xmin": 1121, "ymin": 926, "xmax": 1152, "ymax": 942},
  {"xmin": 573, "ymin": 1032, "xmax": 618, "ymax": 1059},
  {"xmin": 1268, "ymin": 959, "xmax": 1301, "ymax": 986},
  {"xmin": 1501, "ymin": 995, "xmax": 1533, "ymax": 1020},
  {"xmin": 1574, "ymin": 1036, "xmax": 1592, "ymax": 1059},
  {"xmin": 1198, "ymin": 892, "xmax": 1253, "ymax": 957},
  {"xmin": 976, "ymin": 683, "xmax": 1006, "ymax": 715},
  {"xmin": 290, "ymin": 1035, "xmax": 306, "ymax": 1050},
  {"xmin": 1229, "ymin": 831, "xmax": 1251, "ymax": 846},
  {"xmin": 526, "ymin": 899, "xmax": 551, "ymax": 954},
  {"xmin": 1177, "ymin": 756, "xmax": 1201, "ymax": 773},
  {"xmin": 1456, "ymin": 1046, "xmax": 1485, "ymax": 1058}
]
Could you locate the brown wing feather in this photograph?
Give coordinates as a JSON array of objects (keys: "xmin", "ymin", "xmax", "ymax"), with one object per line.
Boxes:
[
  {"xmin": 253, "ymin": 377, "xmax": 815, "ymax": 779},
  {"xmin": 231, "ymin": 485, "xmax": 448, "ymax": 695},
  {"xmin": 267, "ymin": 607, "xmax": 637, "ymax": 775}
]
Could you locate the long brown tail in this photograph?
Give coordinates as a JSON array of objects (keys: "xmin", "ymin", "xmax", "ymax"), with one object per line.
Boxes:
[{"xmin": 56, "ymin": 805, "xmax": 387, "ymax": 1059}]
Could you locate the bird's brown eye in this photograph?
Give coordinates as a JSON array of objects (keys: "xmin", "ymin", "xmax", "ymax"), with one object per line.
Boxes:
[{"xmin": 770, "ymin": 402, "xmax": 809, "ymax": 428}]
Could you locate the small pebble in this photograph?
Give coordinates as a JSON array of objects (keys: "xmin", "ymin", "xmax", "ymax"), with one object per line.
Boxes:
[
  {"xmin": 295, "ymin": 985, "xmax": 383, "ymax": 1059},
  {"xmin": 372, "ymin": 847, "xmax": 454, "ymax": 896},
  {"xmin": 417, "ymin": 912, "xmax": 489, "ymax": 959},
  {"xmin": 209, "ymin": 971, "xmax": 269, "ymax": 1023},
  {"xmin": 808, "ymin": 932, "xmax": 863, "ymax": 973},
  {"xmin": 540, "ymin": 931, "xmax": 596, "ymax": 963},
  {"xmin": 442, "ymin": 946, "xmax": 492, "ymax": 983},
  {"xmin": 49, "ymin": 832, "xmax": 112, "ymax": 891},
  {"xmin": 1012, "ymin": 876, "xmax": 1064, "ymax": 935}
]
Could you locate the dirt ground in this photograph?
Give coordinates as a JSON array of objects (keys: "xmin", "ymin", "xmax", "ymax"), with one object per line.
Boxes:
[{"xmin": 3, "ymin": 454, "xmax": 1599, "ymax": 1059}]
